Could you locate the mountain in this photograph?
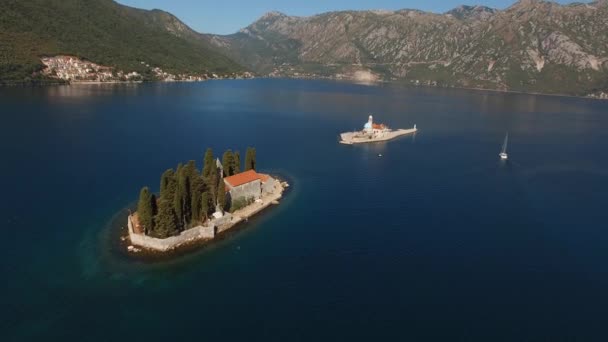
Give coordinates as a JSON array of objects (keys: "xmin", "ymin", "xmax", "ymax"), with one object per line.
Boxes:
[
  {"xmin": 208, "ymin": 0, "xmax": 608, "ymax": 96},
  {"xmin": 446, "ymin": 5, "xmax": 497, "ymax": 20},
  {"xmin": 0, "ymin": 0, "xmax": 243, "ymax": 83}
]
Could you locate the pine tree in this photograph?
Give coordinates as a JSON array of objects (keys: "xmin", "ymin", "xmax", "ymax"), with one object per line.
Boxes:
[
  {"xmin": 202, "ymin": 148, "xmax": 215, "ymax": 179},
  {"xmin": 234, "ymin": 151, "xmax": 241, "ymax": 174},
  {"xmin": 137, "ymin": 187, "xmax": 154, "ymax": 234},
  {"xmin": 222, "ymin": 150, "xmax": 235, "ymax": 176},
  {"xmin": 154, "ymin": 198, "xmax": 179, "ymax": 238},
  {"xmin": 251, "ymin": 147, "xmax": 256, "ymax": 170}
]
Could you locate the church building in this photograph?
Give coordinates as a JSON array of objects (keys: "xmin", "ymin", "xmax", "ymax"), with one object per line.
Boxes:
[{"xmin": 223, "ymin": 169, "xmax": 277, "ymax": 206}]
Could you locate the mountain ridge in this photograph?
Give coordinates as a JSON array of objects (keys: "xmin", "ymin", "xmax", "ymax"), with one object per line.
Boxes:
[
  {"xmin": 1, "ymin": 0, "xmax": 607, "ymax": 96},
  {"xmin": 208, "ymin": 0, "xmax": 608, "ymax": 96}
]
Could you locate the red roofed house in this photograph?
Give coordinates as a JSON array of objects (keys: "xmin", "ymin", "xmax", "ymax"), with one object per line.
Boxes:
[{"xmin": 223, "ymin": 169, "xmax": 277, "ymax": 207}]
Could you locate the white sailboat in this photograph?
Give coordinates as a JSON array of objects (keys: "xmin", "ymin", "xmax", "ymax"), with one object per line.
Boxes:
[{"xmin": 499, "ymin": 133, "xmax": 509, "ymax": 160}]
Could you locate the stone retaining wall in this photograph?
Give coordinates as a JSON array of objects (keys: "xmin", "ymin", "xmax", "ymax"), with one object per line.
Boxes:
[{"xmin": 128, "ymin": 216, "xmax": 215, "ymax": 251}]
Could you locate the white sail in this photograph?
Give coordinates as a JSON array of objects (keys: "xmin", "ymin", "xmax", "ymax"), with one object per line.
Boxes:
[
  {"xmin": 499, "ymin": 133, "xmax": 509, "ymax": 160},
  {"xmin": 501, "ymin": 133, "xmax": 509, "ymax": 154}
]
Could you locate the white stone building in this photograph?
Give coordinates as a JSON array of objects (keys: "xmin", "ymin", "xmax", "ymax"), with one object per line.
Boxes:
[{"xmin": 223, "ymin": 170, "xmax": 277, "ymax": 207}]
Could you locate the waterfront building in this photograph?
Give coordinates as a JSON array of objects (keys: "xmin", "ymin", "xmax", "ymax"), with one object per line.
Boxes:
[
  {"xmin": 223, "ymin": 170, "xmax": 277, "ymax": 205},
  {"xmin": 364, "ymin": 115, "xmax": 388, "ymax": 133}
]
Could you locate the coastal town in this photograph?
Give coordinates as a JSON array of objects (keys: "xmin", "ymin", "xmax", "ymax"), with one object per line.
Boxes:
[
  {"xmin": 41, "ymin": 55, "xmax": 254, "ymax": 83},
  {"xmin": 126, "ymin": 148, "xmax": 287, "ymax": 253}
]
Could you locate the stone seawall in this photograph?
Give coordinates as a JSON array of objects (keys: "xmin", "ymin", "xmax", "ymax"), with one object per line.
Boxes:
[{"xmin": 127, "ymin": 216, "xmax": 215, "ymax": 252}]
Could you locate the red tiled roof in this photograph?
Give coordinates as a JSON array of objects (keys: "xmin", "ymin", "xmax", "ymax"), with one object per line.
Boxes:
[
  {"xmin": 224, "ymin": 170, "xmax": 270, "ymax": 188},
  {"xmin": 373, "ymin": 123, "xmax": 386, "ymax": 129},
  {"xmin": 258, "ymin": 173, "xmax": 270, "ymax": 182}
]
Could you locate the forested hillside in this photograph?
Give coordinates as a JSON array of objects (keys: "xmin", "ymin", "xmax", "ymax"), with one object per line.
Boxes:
[{"xmin": 0, "ymin": 0, "xmax": 242, "ymax": 82}]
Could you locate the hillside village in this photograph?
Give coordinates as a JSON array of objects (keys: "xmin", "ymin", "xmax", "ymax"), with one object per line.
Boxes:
[{"xmin": 41, "ymin": 55, "xmax": 254, "ymax": 83}]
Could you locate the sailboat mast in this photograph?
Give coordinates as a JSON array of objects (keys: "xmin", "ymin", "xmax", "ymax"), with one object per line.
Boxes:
[{"xmin": 502, "ymin": 133, "xmax": 509, "ymax": 154}]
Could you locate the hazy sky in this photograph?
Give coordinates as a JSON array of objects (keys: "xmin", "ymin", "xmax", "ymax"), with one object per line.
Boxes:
[{"xmin": 116, "ymin": 0, "xmax": 589, "ymax": 35}]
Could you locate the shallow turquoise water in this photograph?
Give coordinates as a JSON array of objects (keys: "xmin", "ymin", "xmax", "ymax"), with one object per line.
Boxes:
[{"xmin": 2, "ymin": 79, "xmax": 608, "ymax": 341}]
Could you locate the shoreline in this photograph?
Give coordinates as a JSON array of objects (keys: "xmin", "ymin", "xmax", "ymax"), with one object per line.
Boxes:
[
  {"xmin": 2, "ymin": 75, "xmax": 605, "ymax": 100},
  {"xmin": 262, "ymin": 76, "xmax": 608, "ymax": 101},
  {"xmin": 124, "ymin": 176, "xmax": 289, "ymax": 258}
]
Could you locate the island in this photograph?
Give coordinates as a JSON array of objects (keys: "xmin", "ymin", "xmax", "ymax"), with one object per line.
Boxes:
[
  {"xmin": 126, "ymin": 147, "xmax": 286, "ymax": 253},
  {"xmin": 339, "ymin": 115, "xmax": 417, "ymax": 144}
]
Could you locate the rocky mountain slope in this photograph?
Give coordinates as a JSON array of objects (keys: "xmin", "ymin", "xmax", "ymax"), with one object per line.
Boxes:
[
  {"xmin": 209, "ymin": 0, "xmax": 608, "ymax": 96},
  {"xmin": 0, "ymin": 0, "xmax": 242, "ymax": 83}
]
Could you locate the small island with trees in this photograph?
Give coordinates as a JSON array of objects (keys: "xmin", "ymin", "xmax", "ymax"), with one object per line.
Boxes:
[{"xmin": 126, "ymin": 147, "xmax": 287, "ymax": 253}]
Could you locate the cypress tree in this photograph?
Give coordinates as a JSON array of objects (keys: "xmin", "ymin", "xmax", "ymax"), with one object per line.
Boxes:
[
  {"xmin": 251, "ymin": 148, "xmax": 257, "ymax": 170},
  {"xmin": 137, "ymin": 187, "xmax": 154, "ymax": 234},
  {"xmin": 244, "ymin": 147, "xmax": 257, "ymax": 171},
  {"xmin": 207, "ymin": 164, "xmax": 219, "ymax": 210},
  {"xmin": 179, "ymin": 161, "xmax": 196, "ymax": 225},
  {"xmin": 222, "ymin": 150, "xmax": 235, "ymax": 176},
  {"xmin": 200, "ymin": 191, "xmax": 210, "ymax": 220},
  {"xmin": 174, "ymin": 164, "xmax": 185, "ymax": 229},
  {"xmin": 244, "ymin": 147, "xmax": 253, "ymax": 171},
  {"xmin": 160, "ymin": 169, "xmax": 176, "ymax": 199},
  {"xmin": 190, "ymin": 173, "xmax": 203, "ymax": 223},
  {"xmin": 154, "ymin": 198, "xmax": 179, "ymax": 238},
  {"xmin": 202, "ymin": 148, "xmax": 214, "ymax": 179},
  {"xmin": 150, "ymin": 194, "xmax": 158, "ymax": 216},
  {"xmin": 217, "ymin": 179, "xmax": 226, "ymax": 212},
  {"xmin": 234, "ymin": 151, "xmax": 241, "ymax": 174}
]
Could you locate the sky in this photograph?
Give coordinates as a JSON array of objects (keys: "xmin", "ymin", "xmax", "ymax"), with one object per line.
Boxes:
[{"xmin": 116, "ymin": 0, "xmax": 589, "ymax": 35}]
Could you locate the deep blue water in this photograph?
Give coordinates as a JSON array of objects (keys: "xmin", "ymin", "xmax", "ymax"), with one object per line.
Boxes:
[{"xmin": 2, "ymin": 79, "xmax": 608, "ymax": 341}]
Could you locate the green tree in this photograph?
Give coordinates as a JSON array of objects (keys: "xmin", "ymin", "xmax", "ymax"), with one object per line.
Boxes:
[
  {"xmin": 234, "ymin": 151, "xmax": 241, "ymax": 174},
  {"xmin": 179, "ymin": 161, "xmax": 196, "ymax": 226},
  {"xmin": 222, "ymin": 150, "xmax": 235, "ymax": 176},
  {"xmin": 150, "ymin": 194, "xmax": 158, "ymax": 216},
  {"xmin": 137, "ymin": 187, "xmax": 155, "ymax": 234},
  {"xmin": 217, "ymin": 179, "xmax": 226, "ymax": 212},
  {"xmin": 202, "ymin": 148, "xmax": 215, "ymax": 179},
  {"xmin": 244, "ymin": 147, "xmax": 257, "ymax": 171},
  {"xmin": 205, "ymin": 159, "xmax": 219, "ymax": 208},
  {"xmin": 190, "ymin": 166, "xmax": 204, "ymax": 223},
  {"xmin": 191, "ymin": 176, "xmax": 202, "ymax": 222},
  {"xmin": 153, "ymin": 198, "xmax": 179, "ymax": 238},
  {"xmin": 200, "ymin": 191, "xmax": 210, "ymax": 220},
  {"xmin": 174, "ymin": 164, "xmax": 185, "ymax": 229},
  {"xmin": 160, "ymin": 169, "xmax": 176, "ymax": 201}
]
